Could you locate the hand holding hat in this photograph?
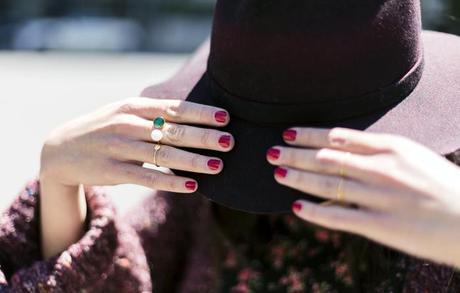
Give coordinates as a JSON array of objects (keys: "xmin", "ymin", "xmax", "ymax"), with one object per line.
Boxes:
[
  {"xmin": 39, "ymin": 97, "xmax": 234, "ymax": 257},
  {"xmin": 268, "ymin": 127, "xmax": 460, "ymax": 268}
]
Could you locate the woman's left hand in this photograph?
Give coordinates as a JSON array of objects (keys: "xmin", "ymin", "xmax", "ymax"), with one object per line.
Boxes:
[{"xmin": 267, "ymin": 127, "xmax": 460, "ymax": 268}]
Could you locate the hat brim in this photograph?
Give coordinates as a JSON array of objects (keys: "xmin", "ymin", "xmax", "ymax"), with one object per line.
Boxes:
[{"xmin": 173, "ymin": 31, "xmax": 460, "ymax": 214}]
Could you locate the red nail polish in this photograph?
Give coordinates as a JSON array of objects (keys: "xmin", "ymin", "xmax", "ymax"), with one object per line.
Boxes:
[
  {"xmin": 219, "ymin": 135, "xmax": 232, "ymax": 148},
  {"xmin": 283, "ymin": 129, "xmax": 297, "ymax": 141},
  {"xmin": 292, "ymin": 202, "xmax": 302, "ymax": 212},
  {"xmin": 275, "ymin": 167, "xmax": 288, "ymax": 178},
  {"xmin": 267, "ymin": 148, "xmax": 281, "ymax": 160},
  {"xmin": 215, "ymin": 111, "xmax": 228, "ymax": 123},
  {"xmin": 185, "ymin": 181, "xmax": 197, "ymax": 191},
  {"xmin": 208, "ymin": 159, "xmax": 222, "ymax": 170}
]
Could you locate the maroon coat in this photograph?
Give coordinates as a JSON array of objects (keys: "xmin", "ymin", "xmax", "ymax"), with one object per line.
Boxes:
[{"xmin": 1, "ymin": 173, "xmax": 460, "ymax": 292}]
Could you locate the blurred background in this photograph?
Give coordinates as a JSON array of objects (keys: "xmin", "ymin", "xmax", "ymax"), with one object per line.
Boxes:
[
  {"xmin": 0, "ymin": 0, "xmax": 215, "ymax": 53},
  {"xmin": 0, "ymin": 0, "xmax": 459, "ymax": 53},
  {"xmin": 0, "ymin": 0, "xmax": 459, "ymax": 213}
]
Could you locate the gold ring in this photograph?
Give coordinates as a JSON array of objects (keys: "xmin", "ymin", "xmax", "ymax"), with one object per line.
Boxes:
[
  {"xmin": 153, "ymin": 143, "xmax": 162, "ymax": 167},
  {"xmin": 336, "ymin": 177, "xmax": 345, "ymax": 201},
  {"xmin": 336, "ymin": 152, "xmax": 350, "ymax": 201}
]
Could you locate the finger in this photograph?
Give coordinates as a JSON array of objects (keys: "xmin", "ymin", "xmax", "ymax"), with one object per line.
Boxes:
[
  {"xmin": 267, "ymin": 146, "xmax": 372, "ymax": 178},
  {"xmin": 113, "ymin": 163, "xmax": 198, "ymax": 193},
  {"xmin": 274, "ymin": 167, "xmax": 407, "ymax": 210},
  {"xmin": 283, "ymin": 127, "xmax": 392, "ymax": 154},
  {"xmin": 267, "ymin": 146, "xmax": 394, "ymax": 185},
  {"xmin": 118, "ymin": 141, "xmax": 224, "ymax": 174},
  {"xmin": 111, "ymin": 116, "xmax": 234, "ymax": 152},
  {"xmin": 119, "ymin": 97, "xmax": 230, "ymax": 126},
  {"xmin": 292, "ymin": 200, "xmax": 385, "ymax": 237},
  {"xmin": 161, "ymin": 123, "xmax": 234, "ymax": 151}
]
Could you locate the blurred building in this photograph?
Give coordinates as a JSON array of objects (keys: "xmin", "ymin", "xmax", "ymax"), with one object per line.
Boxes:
[
  {"xmin": 0, "ymin": 0, "xmax": 459, "ymax": 53},
  {"xmin": 0, "ymin": 0, "xmax": 215, "ymax": 52}
]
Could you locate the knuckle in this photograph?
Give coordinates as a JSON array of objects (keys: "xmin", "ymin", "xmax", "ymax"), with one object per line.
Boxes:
[
  {"xmin": 327, "ymin": 127, "xmax": 345, "ymax": 142},
  {"xmin": 158, "ymin": 147, "xmax": 172, "ymax": 163},
  {"xmin": 167, "ymin": 179, "xmax": 181, "ymax": 191},
  {"xmin": 283, "ymin": 148, "xmax": 294, "ymax": 164},
  {"xmin": 145, "ymin": 172, "xmax": 160, "ymax": 187},
  {"xmin": 298, "ymin": 128, "xmax": 311, "ymax": 142},
  {"xmin": 190, "ymin": 155, "xmax": 202, "ymax": 170},
  {"xmin": 200, "ymin": 130, "xmax": 212, "ymax": 147},
  {"xmin": 292, "ymin": 171, "xmax": 304, "ymax": 186},
  {"xmin": 165, "ymin": 101, "xmax": 186, "ymax": 119},
  {"xmin": 197, "ymin": 106, "xmax": 211, "ymax": 122},
  {"xmin": 328, "ymin": 127, "xmax": 344, "ymax": 138},
  {"xmin": 117, "ymin": 98, "xmax": 138, "ymax": 114},
  {"xmin": 165, "ymin": 125, "xmax": 186, "ymax": 143}
]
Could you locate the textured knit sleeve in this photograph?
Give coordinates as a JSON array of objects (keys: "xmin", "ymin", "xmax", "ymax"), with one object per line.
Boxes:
[{"xmin": 0, "ymin": 180, "xmax": 151, "ymax": 292}]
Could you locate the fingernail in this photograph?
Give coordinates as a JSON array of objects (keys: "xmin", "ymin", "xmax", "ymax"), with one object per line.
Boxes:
[
  {"xmin": 275, "ymin": 167, "xmax": 288, "ymax": 178},
  {"xmin": 219, "ymin": 135, "xmax": 232, "ymax": 148},
  {"xmin": 267, "ymin": 148, "xmax": 281, "ymax": 160},
  {"xmin": 208, "ymin": 159, "xmax": 222, "ymax": 170},
  {"xmin": 185, "ymin": 181, "xmax": 197, "ymax": 191},
  {"xmin": 283, "ymin": 129, "xmax": 297, "ymax": 141},
  {"xmin": 215, "ymin": 111, "xmax": 228, "ymax": 123},
  {"xmin": 292, "ymin": 202, "xmax": 302, "ymax": 212}
]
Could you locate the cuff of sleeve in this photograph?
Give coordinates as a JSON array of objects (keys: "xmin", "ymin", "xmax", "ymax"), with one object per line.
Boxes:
[
  {"xmin": 0, "ymin": 180, "xmax": 43, "ymax": 274},
  {"xmin": 1, "ymin": 181, "xmax": 120, "ymax": 291}
]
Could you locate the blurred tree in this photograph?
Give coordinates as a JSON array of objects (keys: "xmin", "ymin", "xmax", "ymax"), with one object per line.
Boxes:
[{"xmin": 450, "ymin": 0, "xmax": 460, "ymax": 34}]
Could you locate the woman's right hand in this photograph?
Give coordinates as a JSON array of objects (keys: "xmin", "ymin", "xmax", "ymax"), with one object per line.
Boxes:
[
  {"xmin": 39, "ymin": 97, "xmax": 233, "ymax": 258},
  {"xmin": 40, "ymin": 97, "xmax": 233, "ymax": 193}
]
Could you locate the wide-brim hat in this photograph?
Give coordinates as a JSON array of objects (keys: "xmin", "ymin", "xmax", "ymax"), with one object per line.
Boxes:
[{"xmin": 146, "ymin": 0, "xmax": 460, "ymax": 213}]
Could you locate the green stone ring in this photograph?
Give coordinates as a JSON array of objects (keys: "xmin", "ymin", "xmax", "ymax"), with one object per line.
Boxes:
[{"xmin": 153, "ymin": 116, "xmax": 165, "ymax": 129}]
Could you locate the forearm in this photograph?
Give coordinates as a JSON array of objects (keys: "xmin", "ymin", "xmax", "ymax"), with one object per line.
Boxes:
[{"xmin": 39, "ymin": 176, "xmax": 87, "ymax": 259}]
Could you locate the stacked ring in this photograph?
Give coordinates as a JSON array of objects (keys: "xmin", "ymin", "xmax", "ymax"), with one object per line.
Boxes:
[
  {"xmin": 153, "ymin": 143, "xmax": 162, "ymax": 167},
  {"xmin": 321, "ymin": 152, "xmax": 350, "ymax": 206},
  {"xmin": 151, "ymin": 116, "xmax": 165, "ymax": 143},
  {"xmin": 151, "ymin": 116, "xmax": 165, "ymax": 167}
]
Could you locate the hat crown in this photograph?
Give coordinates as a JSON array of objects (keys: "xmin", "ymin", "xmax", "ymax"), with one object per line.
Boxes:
[{"xmin": 208, "ymin": 0, "xmax": 422, "ymax": 105}]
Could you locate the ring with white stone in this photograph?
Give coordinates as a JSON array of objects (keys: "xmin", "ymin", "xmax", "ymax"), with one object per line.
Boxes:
[{"xmin": 151, "ymin": 129, "xmax": 164, "ymax": 142}]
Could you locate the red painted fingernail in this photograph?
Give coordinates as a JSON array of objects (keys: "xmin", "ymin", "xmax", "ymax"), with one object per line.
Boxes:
[
  {"xmin": 283, "ymin": 129, "xmax": 297, "ymax": 141},
  {"xmin": 275, "ymin": 167, "xmax": 288, "ymax": 178},
  {"xmin": 292, "ymin": 202, "xmax": 302, "ymax": 212},
  {"xmin": 215, "ymin": 111, "xmax": 228, "ymax": 123},
  {"xmin": 267, "ymin": 148, "xmax": 281, "ymax": 160},
  {"xmin": 219, "ymin": 135, "xmax": 232, "ymax": 148},
  {"xmin": 208, "ymin": 159, "xmax": 222, "ymax": 170},
  {"xmin": 185, "ymin": 181, "xmax": 197, "ymax": 191}
]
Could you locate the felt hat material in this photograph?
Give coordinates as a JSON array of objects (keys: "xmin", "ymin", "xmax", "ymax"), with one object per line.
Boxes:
[{"xmin": 172, "ymin": 0, "xmax": 460, "ymax": 213}]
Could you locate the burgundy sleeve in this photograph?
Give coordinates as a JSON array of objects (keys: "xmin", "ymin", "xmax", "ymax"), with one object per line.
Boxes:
[
  {"xmin": 402, "ymin": 258, "xmax": 460, "ymax": 292},
  {"xmin": 0, "ymin": 180, "xmax": 151, "ymax": 292}
]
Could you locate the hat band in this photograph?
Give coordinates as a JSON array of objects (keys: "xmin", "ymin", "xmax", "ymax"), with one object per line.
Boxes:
[{"xmin": 208, "ymin": 57, "xmax": 424, "ymax": 124}]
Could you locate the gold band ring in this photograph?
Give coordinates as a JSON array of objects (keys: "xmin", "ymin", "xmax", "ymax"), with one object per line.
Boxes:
[
  {"xmin": 321, "ymin": 152, "xmax": 350, "ymax": 206},
  {"xmin": 153, "ymin": 143, "xmax": 162, "ymax": 167},
  {"xmin": 336, "ymin": 177, "xmax": 345, "ymax": 201},
  {"xmin": 336, "ymin": 152, "xmax": 350, "ymax": 201}
]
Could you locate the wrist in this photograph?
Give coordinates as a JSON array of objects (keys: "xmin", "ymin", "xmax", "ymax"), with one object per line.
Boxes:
[{"xmin": 39, "ymin": 176, "xmax": 88, "ymax": 259}]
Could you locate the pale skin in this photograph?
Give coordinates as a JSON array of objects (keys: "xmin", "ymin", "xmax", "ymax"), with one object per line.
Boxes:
[
  {"xmin": 39, "ymin": 97, "xmax": 234, "ymax": 259},
  {"xmin": 268, "ymin": 127, "xmax": 460, "ymax": 268}
]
